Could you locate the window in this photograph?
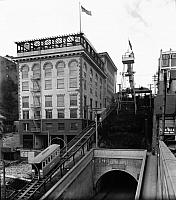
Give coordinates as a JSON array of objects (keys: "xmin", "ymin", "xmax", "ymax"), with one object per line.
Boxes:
[
  {"xmin": 56, "ymin": 61, "xmax": 65, "ymax": 76},
  {"xmin": 84, "ymin": 95, "xmax": 87, "ymax": 119},
  {"xmin": 23, "ymin": 123, "xmax": 29, "ymax": 131},
  {"xmin": 46, "ymin": 109, "xmax": 52, "ymax": 119},
  {"xmin": 84, "ymin": 80, "xmax": 87, "ymax": 90},
  {"xmin": 43, "ymin": 162, "xmax": 45, "ymax": 168},
  {"xmin": 69, "ymin": 60, "xmax": 78, "ymax": 76},
  {"xmin": 22, "ymin": 81, "xmax": 29, "ymax": 91},
  {"xmin": 44, "ymin": 62, "xmax": 52, "ymax": 78},
  {"xmin": 21, "ymin": 65, "xmax": 29, "ymax": 79},
  {"xmin": 90, "ymin": 88, "xmax": 92, "ymax": 94},
  {"xmin": 69, "ymin": 77, "xmax": 77, "ymax": 88},
  {"xmin": 57, "ymin": 109, "xmax": 65, "ymax": 118},
  {"xmin": 84, "ymin": 95, "xmax": 87, "ymax": 107},
  {"xmin": 90, "ymin": 98, "xmax": 93, "ymax": 109},
  {"xmin": 23, "ymin": 110, "xmax": 29, "ymax": 119},
  {"xmin": 32, "ymin": 64, "xmax": 40, "ymax": 79},
  {"xmin": 90, "ymin": 68, "xmax": 93, "ymax": 82},
  {"xmin": 57, "ymin": 95, "xmax": 64, "ymax": 107},
  {"xmin": 22, "ymin": 96, "xmax": 29, "ymax": 108},
  {"xmin": 70, "ymin": 123, "xmax": 78, "ymax": 130},
  {"xmin": 57, "ymin": 78, "xmax": 64, "ymax": 89},
  {"xmin": 70, "ymin": 94, "xmax": 77, "ymax": 106},
  {"xmin": 100, "ymin": 77, "xmax": 102, "ymax": 85},
  {"xmin": 45, "ymin": 123, "xmax": 52, "ymax": 130},
  {"xmin": 95, "ymin": 73, "xmax": 98, "ymax": 81},
  {"xmin": 95, "ymin": 101, "xmax": 98, "ymax": 108},
  {"xmin": 45, "ymin": 80, "xmax": 52, "ymax": 90},
  {"xmin": 70, "ymin": 108, "xmax": 77, "ymax": 118},
  {"xmin": 83, "ymin": 63, "xmax": 87, "ymax": 72},
  {"xmin": 45, "ymin": 96, "xmax": 52, "ymax": 107},
  {"xmin": 58, "ymin": 123, "xmax": 65, "ymax": 130},
  {"xmin": 95, "ymin": 73, "xmax": 98, "ymax": 86},
  {"xmin": 90, "ymin": 68, "xmax": 93, "ymax": 78}
]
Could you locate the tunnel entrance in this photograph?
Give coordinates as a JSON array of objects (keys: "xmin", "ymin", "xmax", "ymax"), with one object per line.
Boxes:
[{"xmin": 95, "ymin": 170, "xmax": 138, "ymax": 200}]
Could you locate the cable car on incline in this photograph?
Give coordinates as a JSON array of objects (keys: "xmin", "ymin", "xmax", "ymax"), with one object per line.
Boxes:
[{"xmin": 29, "ymin": 144, "xmax": 60, "ymax": 179}]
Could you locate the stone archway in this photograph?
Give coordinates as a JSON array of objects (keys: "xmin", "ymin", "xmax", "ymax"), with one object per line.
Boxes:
[{"xmin": 95, "ymin": 169, "xmax": 138, "ymax": 199}]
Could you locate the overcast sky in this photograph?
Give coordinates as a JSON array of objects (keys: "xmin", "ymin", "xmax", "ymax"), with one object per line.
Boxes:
[{"xmin": 0, "ymin": 0, "xmax": 176, "ymax": 88}]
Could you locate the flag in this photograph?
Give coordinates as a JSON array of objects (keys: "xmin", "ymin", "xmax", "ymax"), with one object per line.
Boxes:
[
  {"xmin": 128, "ymin": 40, "xmax": 132, "ymax": 50},
  {"xmin": 81, "ymin": 5, "xmax": 92, "ymax": 16}
]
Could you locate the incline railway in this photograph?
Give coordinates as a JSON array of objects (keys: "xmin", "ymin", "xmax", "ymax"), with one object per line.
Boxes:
[{"xmin": 9, "ymin": 102, "xmax": 117, "ymax": 200}]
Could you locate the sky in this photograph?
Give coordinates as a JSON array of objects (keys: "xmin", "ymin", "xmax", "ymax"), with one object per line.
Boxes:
[{"xmin": 0, "ymin": 0, "xmax": 176, "ymax": 89}]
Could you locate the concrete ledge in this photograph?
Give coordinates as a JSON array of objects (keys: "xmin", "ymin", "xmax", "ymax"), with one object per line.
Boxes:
[
  {"xmin": 40, "ymin": 150, "xmax": 94, "ymax": 200},
  {"xmin": 94, "ymin": 148, "xmax": 147, "ymax": 159},
  {"xmin": 158, "ymin": 141, "xmax": 176, "ymax": 199},
  {"xmin": 135, "ymin": 150, "xmax": 147, "ymax": 200}
]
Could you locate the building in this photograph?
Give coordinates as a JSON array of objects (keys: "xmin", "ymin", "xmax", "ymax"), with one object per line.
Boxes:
[
  {"xmin": 0, "ymin": 56, "xmax": 18, "ymax": 133},
  {"xmin": 14, "ymin": 33, "xmax": 117, "ymax": 149},
  {"xmin": 154, "ymin": 49, "xmax": 176, "ymax": 148}
]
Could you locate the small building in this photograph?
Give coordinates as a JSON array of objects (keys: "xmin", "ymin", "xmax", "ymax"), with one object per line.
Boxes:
[{"xmin": 14, "ymin": 33, "xmax": 117, "ymax": 149}]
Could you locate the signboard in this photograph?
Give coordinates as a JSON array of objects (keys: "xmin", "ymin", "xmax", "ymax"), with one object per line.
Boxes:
[{"xmin": 159, "ymin": 119, "xmax": 175, "ymax": 135}]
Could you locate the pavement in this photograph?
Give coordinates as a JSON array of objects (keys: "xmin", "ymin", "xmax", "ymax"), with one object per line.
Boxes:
[{"xmin": 0, "ymin": 162, "xmax": 32, "ymax": 181}]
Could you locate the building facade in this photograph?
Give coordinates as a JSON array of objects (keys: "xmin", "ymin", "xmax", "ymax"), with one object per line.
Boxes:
[
  {"xmin": 155, "ymin": 49, "xmax": 176, "ymax": 148},
  {"xmin": 15, "ymin": 33, "xmax": 117, "ymax": 149},
  {"xmin": 0, "ymin": 56, "xmax": 18, "ymax": 133}
]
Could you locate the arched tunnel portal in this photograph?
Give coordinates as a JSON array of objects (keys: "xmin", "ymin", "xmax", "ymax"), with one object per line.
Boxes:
[{"xmin": 95, "ymin": 170, "xmax": 138, "ymax": 200}]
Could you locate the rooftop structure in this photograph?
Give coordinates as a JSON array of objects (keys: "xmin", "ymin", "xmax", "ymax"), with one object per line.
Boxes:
[{"xmin": 15, "ymin": 33, "xmax": 104, "ymax": 71}]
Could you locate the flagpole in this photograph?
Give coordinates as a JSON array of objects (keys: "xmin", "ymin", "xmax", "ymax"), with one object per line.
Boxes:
[{"xmin": 79, "ymin": 2, "xmax": 82, "ymax": 33}]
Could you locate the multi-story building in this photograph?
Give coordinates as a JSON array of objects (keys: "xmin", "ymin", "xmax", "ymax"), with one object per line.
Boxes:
[
  {"xmin": 0, "ymin": 56, "xmax": 18, "ymax": 132},
  {"xmin": 14, "ymin": 33, "xmax": 117, "ymax": 149},
  {"xmin": 155, "ymin": 49, "xmax": 176, "ymax": 148}
]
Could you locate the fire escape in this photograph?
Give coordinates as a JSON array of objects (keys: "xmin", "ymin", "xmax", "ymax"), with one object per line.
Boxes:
[{"xmin": 31, "ymin": 65, "xmax": 42, "ymax": 133}]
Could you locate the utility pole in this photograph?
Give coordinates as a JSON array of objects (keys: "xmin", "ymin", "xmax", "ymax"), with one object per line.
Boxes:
[{"xmin": 152, "ymin": 74, "xmax": 158, "ymax": 95}]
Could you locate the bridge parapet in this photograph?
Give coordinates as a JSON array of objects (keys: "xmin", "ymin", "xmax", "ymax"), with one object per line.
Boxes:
[{"xmin": 158, "ymin": 141, "xmax": 176, "ymax": 199}]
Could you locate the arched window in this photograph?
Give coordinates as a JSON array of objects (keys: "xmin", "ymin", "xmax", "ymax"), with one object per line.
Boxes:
[
  {"xmin": 21, "ymin": 65, "xmax": 29, "ymax": 79},
  {"xmin": 83, "ymin": 63, "xmax": 87, "ymax": 78},
  {"xmin": 83, "ymin": 63, "xmax": 87, "ymax": 72},
  {"xmin": 69, "ymin": 60, "xmax": 78, "ymax": 76},
  {"xmin": 32, "ymin": 63, "xmax": 40, "ymax": 79},
  {"xmin": 43, "ymin": 62, "xmax": 53, "ymax": 78},
  {"xmin": 56, "ymin": 61, "xmax": 65, "ymax": 76},
  {"xmin": 90, "ymin": 68, "xmax": 93, "ymax": 82}
]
